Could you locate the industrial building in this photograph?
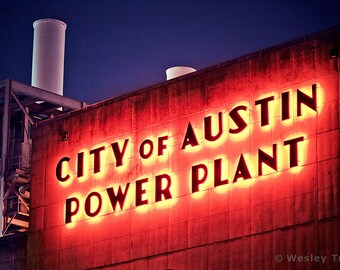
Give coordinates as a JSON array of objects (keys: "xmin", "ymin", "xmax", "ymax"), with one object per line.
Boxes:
[{"xmin": 0, "ymin": 19, "xmax": 339, "ymax": 269}]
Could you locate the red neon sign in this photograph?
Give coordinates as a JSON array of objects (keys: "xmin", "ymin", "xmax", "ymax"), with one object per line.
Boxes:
[{"xmin": 54, "ymin": 84, "xmax": 323, "ymax": 225}]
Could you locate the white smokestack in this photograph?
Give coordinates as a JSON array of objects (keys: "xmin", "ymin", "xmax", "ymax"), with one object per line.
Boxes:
[
  {"xmin": 31, "ymin": 18, "xmax": 67, "ymax": 96},
  {"xmin": 166, "ymin": 66, "xmax": 196, "ymax": 80}
]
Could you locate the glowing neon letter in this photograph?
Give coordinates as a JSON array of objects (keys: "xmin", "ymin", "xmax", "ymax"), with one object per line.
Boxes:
[
  {"xmin": 139, "ymin": 139, "xmax": 153, "ymax": 159},
  {"xmin": 84, "ymin": 191, "xmax": 102, "ymax": 217},
  {"xmin": 258, "ymin": 144, "xmax": 277, "ymax": 176},
  {"xmin": 283, "ymin": 136, "xmax": 304, "ymax": 167},
  {"xmin": 255, "ymin": 96, "xmax": 274, "ymax": 126},
  {"xmin": 297, "ymin": 84, "xmax": 317, "ymax": 116},
  {"xmin": 106, "ymin": 183, "xmax": 130, "ymax": 212},
  {"xmin": 229, "ymin": 105, "xmax": 248, "ymax": 134},
  {"xmin": 191, "ymin": 164, "xmax": 208, "ymax": 192},
  {"xmin": 89, "ymin": 146, "xmax": 105, "ymax": 173},
  {"xmin": 111, "ymin": 138, "xmax": 129, "ymax": 167},
  {"xmin": 155, "ymin": 174, "xmax": 172, "ymax": 202},
  {"xmin": 135, "ymin": 178, "xmax": 148, "ymax": 206},
  {"xmin": 77, "ymin": 152, "xmax": 84, "ymax": 177},
  {"xmin": 204, "ymin": 112, "xmax": 223, "ymax": 141},
  {"xmin": 281, "ymin": 91, "xmax": 290, "ymax": 120},
  {"xmin": 56, "ymin": 157, "xmax": 70, "ymax": 182},
  {"xmin": 65, "ymin": 197, "xmax": 79, "ymax": 224},
  {"xmin": 214, "ymin": 158, "xmax": 229, "ymax": 186},
  {"xmin": 158, "ymin": 136, "xmax": 169, "ymax": 156},
  {"xmin": 182, "ymin": 122, "xmax": 199, "ymax": 149},
  {"xmin": 233, "ymin": 154, "xmax": 251, "ymax": 182}
]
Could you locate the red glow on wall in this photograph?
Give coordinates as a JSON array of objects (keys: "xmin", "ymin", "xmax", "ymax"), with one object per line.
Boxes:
[{"xmin": 54, "ymin": 83, "xmax": 324, "ymax": 227}]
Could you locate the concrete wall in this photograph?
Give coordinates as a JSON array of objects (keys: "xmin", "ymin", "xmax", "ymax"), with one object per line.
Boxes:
[
  {"xmin": 0, "ymin": 233, "xmax": 27, "ymax": 269},
  {"xmin": 29, "ymin": 29, "xmax": 340, "ymax": 269}
]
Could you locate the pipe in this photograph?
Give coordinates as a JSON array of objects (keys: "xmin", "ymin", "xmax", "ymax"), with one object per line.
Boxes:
[
  {"xmin": 31, "ymin": 18, "xmax": 67, "ymax": 96},
  {"xmin": 166, "ymin": 66, "xmax": 196, "ymax": 80}
]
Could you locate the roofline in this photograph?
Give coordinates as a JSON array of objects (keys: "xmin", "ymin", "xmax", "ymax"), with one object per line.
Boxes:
[{"xmin": 33, "ymin": 25, "xmax": 340, "ymax": 127}]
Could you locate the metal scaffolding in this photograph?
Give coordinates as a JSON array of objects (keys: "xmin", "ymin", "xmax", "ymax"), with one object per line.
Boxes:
[{"xmin": 0, "ymin": 79, "xmax": 85, "ymax": 236}]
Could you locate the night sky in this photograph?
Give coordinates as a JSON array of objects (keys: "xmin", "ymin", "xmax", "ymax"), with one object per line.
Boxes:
[{"xmin": 1, "ymin": 0, "xmax": 340, "ymax": 103}]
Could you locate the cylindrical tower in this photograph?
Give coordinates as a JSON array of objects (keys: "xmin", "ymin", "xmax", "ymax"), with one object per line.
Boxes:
[
  {"xmin": 31, "ymin": 18, "xmax": 67, "ymax": 96},
  {"xmin": 166, "ymin": 66, "xmax": 196, "ymax": 80}
]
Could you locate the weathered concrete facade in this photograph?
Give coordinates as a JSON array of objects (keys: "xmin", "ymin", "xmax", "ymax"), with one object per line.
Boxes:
[
  {"xmin": 28, "ymin": 28, "xmax": 340, "ymax": 269},
  {"xmin": 0, "ymin": 233, "xmax": 27, "ymax": 269}
]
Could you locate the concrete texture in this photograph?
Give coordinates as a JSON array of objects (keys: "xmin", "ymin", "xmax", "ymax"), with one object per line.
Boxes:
[
  {"xmin": 0, "ymin": 233, "xmax": 27, "ymax": 270},
  {"xmin": 27, "ymin": 28, "xmax": 340, "ymax": 269}
]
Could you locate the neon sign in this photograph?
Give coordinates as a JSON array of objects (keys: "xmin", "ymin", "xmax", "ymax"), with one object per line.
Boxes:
[{"xmin": 55, "ymin": 84, "xmax": 323, "ymax": 224}]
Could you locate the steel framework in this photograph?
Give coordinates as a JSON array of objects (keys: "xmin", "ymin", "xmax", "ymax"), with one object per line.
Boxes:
[{"xmin": 0, "ymin": 79, "xmax": 85, "ymax": 236}]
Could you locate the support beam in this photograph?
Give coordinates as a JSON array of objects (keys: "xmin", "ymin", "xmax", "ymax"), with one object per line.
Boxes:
[
  {"xmin": 1, "ymin": 80, "xmax": 11, "ymax": 237},
  {"xmin": 0, "ymin": 80, "xmax": 84, "ymax": 236},
  {"xmin": 11, "ymin": 92, "xmax": 35, "ymax": 125},
  {"xmin": 11, "ymin": 80, "xmax": 85, "ymax": 110},
  {"xmin": 12, "ymin": 189, "xmax": 29, "ymax": 211}
]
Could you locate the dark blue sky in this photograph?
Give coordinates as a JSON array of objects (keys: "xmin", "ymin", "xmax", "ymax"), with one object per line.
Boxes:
[{"xmin": 1, "ymin": 0, "xmax": 340, "ymax": 103}]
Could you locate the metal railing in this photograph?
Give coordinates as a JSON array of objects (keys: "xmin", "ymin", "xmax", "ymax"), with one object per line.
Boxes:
[{"xmin": 8, "ymin": 155, "xmax": 31, "ymax": 174}]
